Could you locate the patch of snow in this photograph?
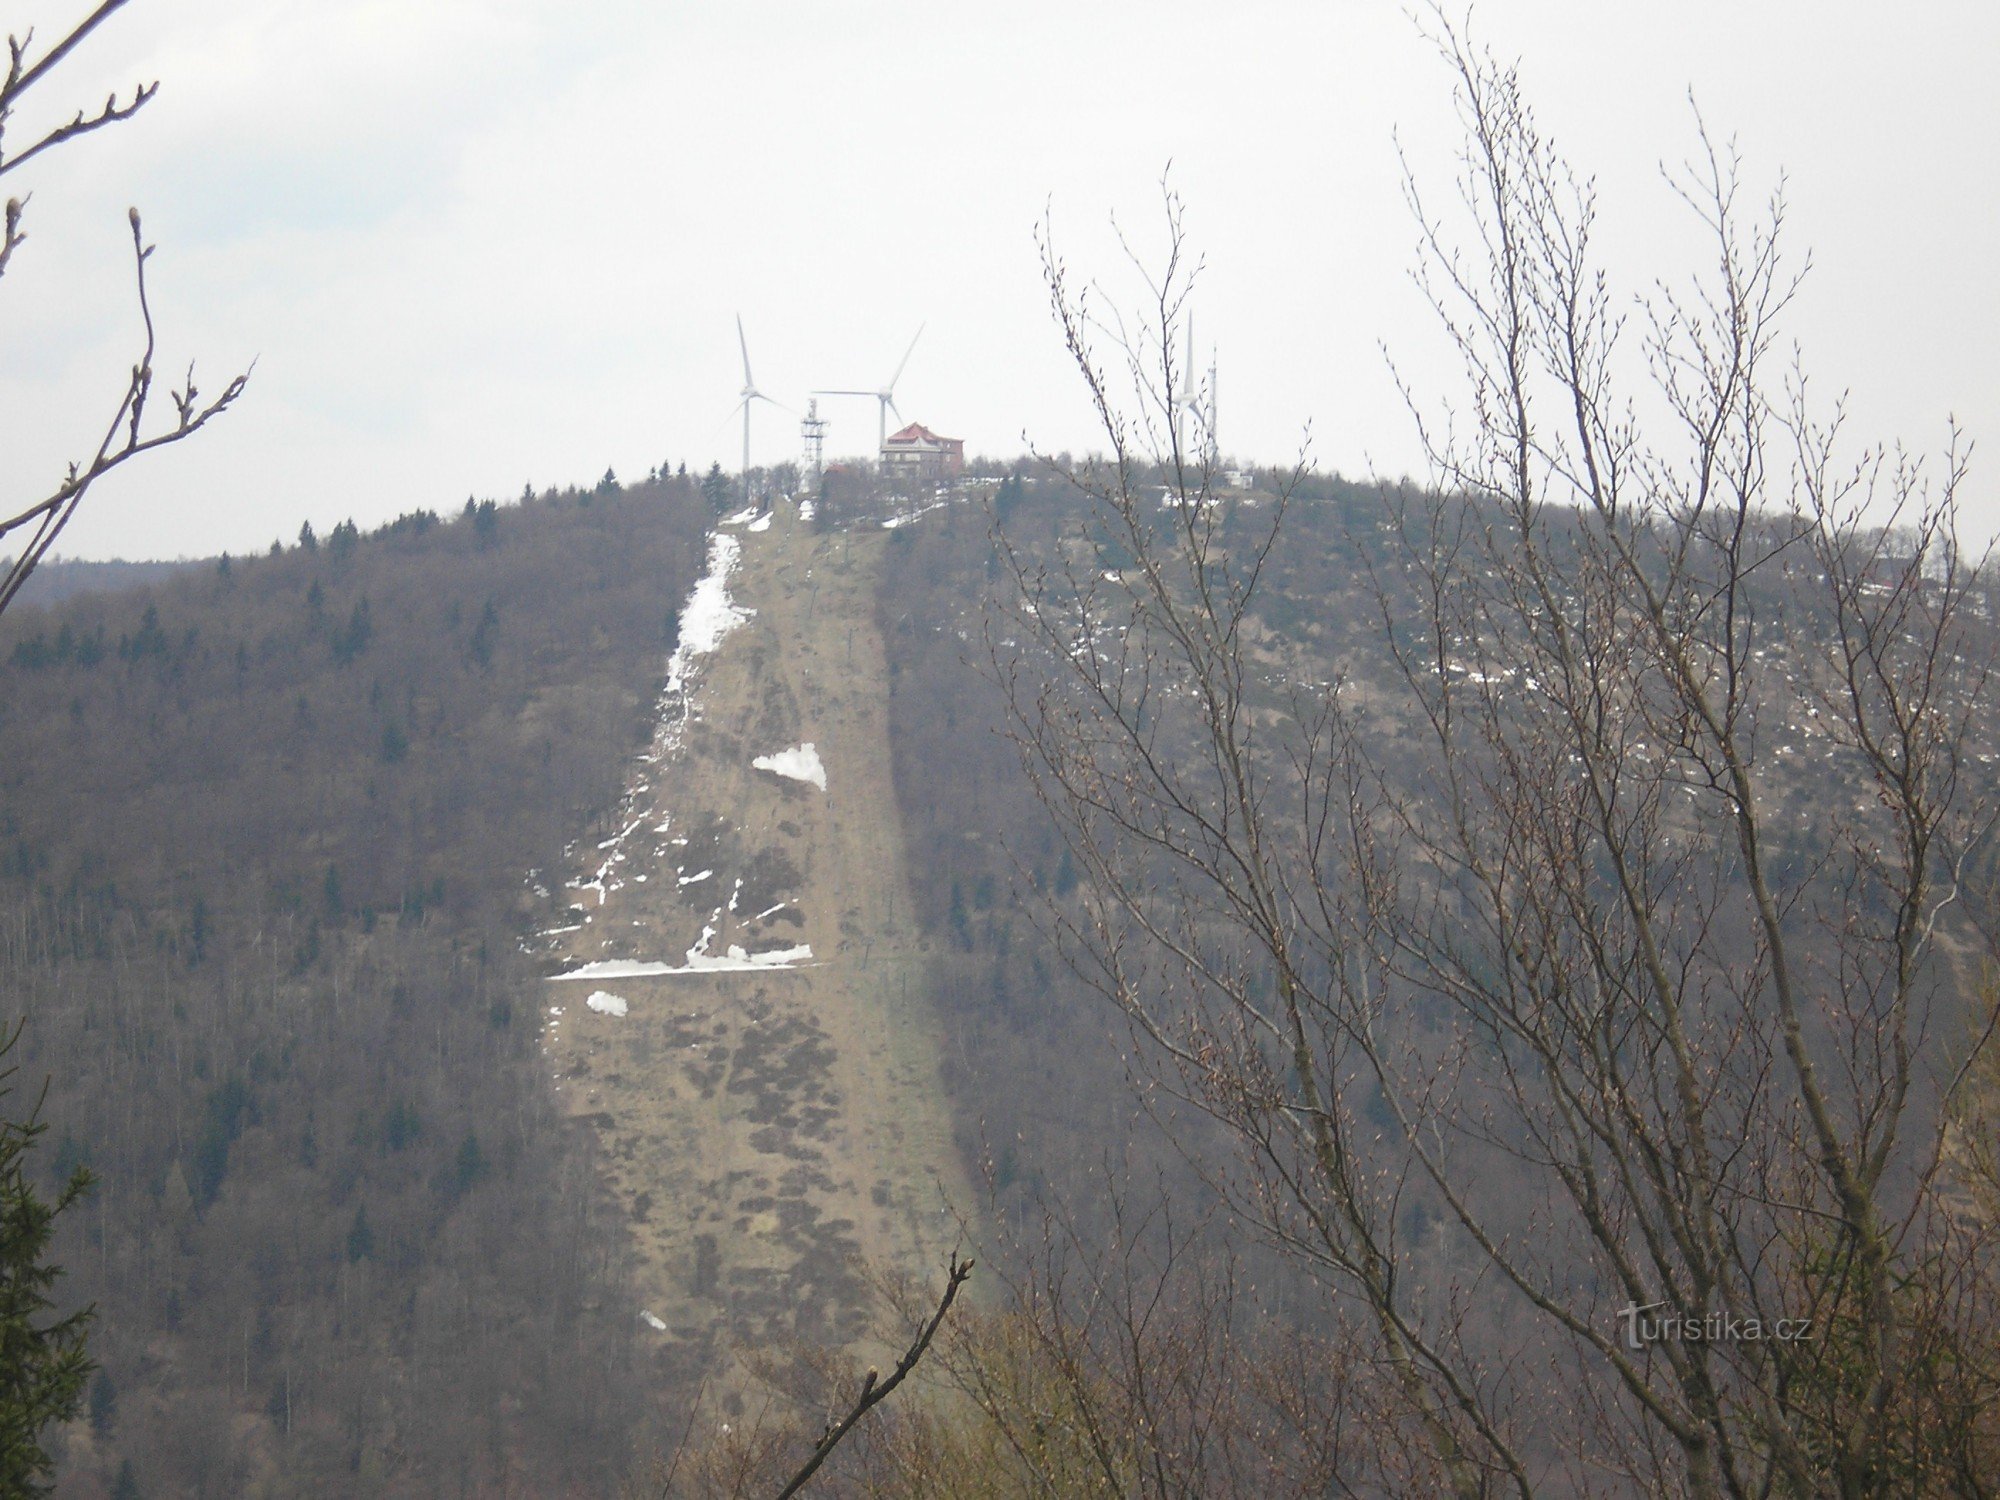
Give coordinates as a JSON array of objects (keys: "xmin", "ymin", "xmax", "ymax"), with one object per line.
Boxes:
[
  {"xmin": 752, "ymin": 743, "xmax": 827, "ymax": 790},
  {"xmin": 586, "ymin": 991, "xmax": 629, "ymax": 1017},
  {"xmin": 747, "ymin": 511, "xmax": 772, "ymax": 532},
  {"xmin": 641, "ymin": 1310, "xmax": 668, "ymax": 1331},
  {"xmin": 548, "ymin": 943, "xmax": 814, "ymax": 981},
  {"xmin": 797, "ymin": 498, "xmax": 816, "ymax": 521},
  {"xmin": 719, "ymin": 504, "xmax": 760, "ymax": 526},
  {"xmin": 598, "ymin": 815, "xmax": 645, "ymax": 851},
  {"xmin": 671, "ymin": 534, "xmax": 754, "ymax": 674},
  {"xmin": 678, "ymin": 868, "xmax": 713, "ymax": 886},
  {"xmin": 713, "ymin": 943, "xmax": 811, "ymax": 969},
  {"xmin": 882, "ymin": 498, "xmax": 949, "ymax": 529}
]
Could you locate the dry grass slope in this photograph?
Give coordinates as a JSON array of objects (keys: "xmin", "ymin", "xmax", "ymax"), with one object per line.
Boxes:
[{"xmin": 540, "ymin": 500, "xmax": 971, "ymax": 1401}]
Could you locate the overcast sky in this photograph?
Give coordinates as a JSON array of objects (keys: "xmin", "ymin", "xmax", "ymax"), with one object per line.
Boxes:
[{"xmin": 4, "ymin": 0, "xmax": 1996, "ymax": 559}]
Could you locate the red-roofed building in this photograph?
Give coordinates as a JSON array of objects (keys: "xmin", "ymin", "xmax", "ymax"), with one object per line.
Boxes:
[{"xmin": 880, "ymin": 422, "xmax": 965, "ymax": 481}]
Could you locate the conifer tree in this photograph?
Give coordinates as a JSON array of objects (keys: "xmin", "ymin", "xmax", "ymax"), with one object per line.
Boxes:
[
  {"xmin": 700, "ymin": 462, "xmax": 733, "ymax": 514},
  {"xmin": 0, "ymin": 1028, "xmax": 93, "ymax": 1491}
]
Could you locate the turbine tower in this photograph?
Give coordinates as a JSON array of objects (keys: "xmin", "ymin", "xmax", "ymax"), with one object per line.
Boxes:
[
  {"xmin": 1171, "ymin": 314, "xmax": 1220, "ymax": 472},
  {"xmin": 731, "ymin": 314, "xmax": 782, "ymax": 504},
  {"xmin": 816, "ymin": 323, "xmax": 925, "ymax": 456},
  {"xmin": 1172, "ymin": 313, "xmax": 1198, "ymax": 460}
]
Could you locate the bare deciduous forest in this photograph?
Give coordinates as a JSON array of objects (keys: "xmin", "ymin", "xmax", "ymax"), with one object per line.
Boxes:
[{"xmin": 1, "ymin": 479, "xmax": 711, "ymax": 1492}]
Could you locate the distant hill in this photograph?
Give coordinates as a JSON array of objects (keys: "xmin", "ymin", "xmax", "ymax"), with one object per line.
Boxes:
[{"xmin": 5, "ymin": 556, "xmax": 195, "ymax": 605}]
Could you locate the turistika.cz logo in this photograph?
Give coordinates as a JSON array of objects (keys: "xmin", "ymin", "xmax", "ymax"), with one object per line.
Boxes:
[{"xmin": 1619, "ymin": 1302, "xmax": 1814, "ymax": 1350}]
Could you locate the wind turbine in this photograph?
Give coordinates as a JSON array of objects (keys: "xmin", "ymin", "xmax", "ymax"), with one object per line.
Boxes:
[
  {"xmin": 731, "ymin": 314, "xmax": 783, "ymax": 504},
  {"xmin": 1171, "ymin": 313, "xmax": 1219, "ymax": 470},
  {"xmin": 816, "ymin": 323, "xmax": 925, "ymax": 454}
]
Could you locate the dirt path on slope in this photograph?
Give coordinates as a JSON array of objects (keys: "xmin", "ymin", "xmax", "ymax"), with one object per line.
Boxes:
[{"xmin": 539, "ymin": 501, "xmax": 969, "ymax": 1397}]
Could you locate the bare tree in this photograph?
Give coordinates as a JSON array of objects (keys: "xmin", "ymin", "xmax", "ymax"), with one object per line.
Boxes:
[
  {"xmin": 0, "ymin": 0, "xmax": 246, "ymax": 616},
  {"xmin": 916, "ymin": 1164, "xmax": 1424, "ymax": 1498},
  {"xmin": 999, "ymin": 18, "xmax": 1998, "ymax": 1497}
]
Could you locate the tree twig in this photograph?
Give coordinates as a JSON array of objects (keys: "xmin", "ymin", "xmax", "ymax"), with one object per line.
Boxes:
[
  {"xmin": 0, "ymin": 207, "xmax": 248, "ymax": 616},
  {"xmin": 771, "ymin": 1254, "xmax": 972, "ymax": 1499}
]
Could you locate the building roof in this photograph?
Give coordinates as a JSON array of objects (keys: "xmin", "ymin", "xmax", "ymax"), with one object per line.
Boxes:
[{"xmin": 883, "ymin": 422, "xmax": 962, "ymax": 447}]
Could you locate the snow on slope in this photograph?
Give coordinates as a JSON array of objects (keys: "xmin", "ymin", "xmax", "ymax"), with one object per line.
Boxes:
[
  {"xmin": 550, "ymin": 944, "xmax": 813, "ymax": 981},
  {"xmin": 751, "ymin": 742, "xmax": 826, "ymax": 790}
]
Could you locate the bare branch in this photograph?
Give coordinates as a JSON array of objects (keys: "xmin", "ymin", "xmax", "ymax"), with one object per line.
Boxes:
[
  {"xmin": 0, "ymin": 207, "xmax": 249, "ymax": 616},
  {"xmin": 770, "ymin": 1255, "xmax": 972, "ymax": 1500}
]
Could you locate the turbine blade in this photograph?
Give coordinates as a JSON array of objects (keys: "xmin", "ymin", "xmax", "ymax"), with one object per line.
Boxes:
[
  {"xmin": 711, "ymin": 398, "xmax": 749, "ymax": 437},
  {"xmin": 887, "ymin": 322, "xmax": 925, "ymax": 390},
  {"xmin": 736, "ymin": 314, "xmax": 753, "ymax": 386}
]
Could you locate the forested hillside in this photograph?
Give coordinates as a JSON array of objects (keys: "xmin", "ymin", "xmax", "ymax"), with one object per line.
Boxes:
[
  {"xmin": 876, "ymin": 482, "xmax": 1111, "ymax": 1206},
  {"xmin": 0, "ymin": 474, "xmax": 709, "ymax": 1495},
  {"xmin": 3, "ymin": 450, "xmax": 1994, "ymax": 1496},
  {"xmin": 874, "ymin": 470, "xmax": 1403, "ymax": 1224},
  {"xmin": 840, "ymin": 452, "xmax": 2000, "ymax": 1495}
]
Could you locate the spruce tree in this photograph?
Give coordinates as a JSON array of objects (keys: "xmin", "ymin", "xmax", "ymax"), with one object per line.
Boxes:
[
  {"xmin": 0, "ymin": 1026, "xmax": 94, "ymax": 1491},
  {"xmin": 700, "ymin": 462, "xmax": 732, "ymax": 514}
]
